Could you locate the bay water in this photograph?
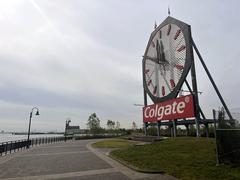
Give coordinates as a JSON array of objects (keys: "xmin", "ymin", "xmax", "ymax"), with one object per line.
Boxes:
[{"xmin": 0, "ymin": 133, "xmax": 63, "ymax": 143}]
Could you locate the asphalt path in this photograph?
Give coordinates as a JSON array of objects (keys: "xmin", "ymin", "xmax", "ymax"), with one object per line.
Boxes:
[{"xmin": 0, "ymin": 139, "xmax": 177, "ymax": 180}]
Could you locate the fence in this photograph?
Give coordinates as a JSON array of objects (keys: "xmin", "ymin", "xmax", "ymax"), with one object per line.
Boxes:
[
  {"xmin": 216, "ymin": 129, "xmax": 240, "ymax": 164},
  {"xmin": 0, "ymin": 136, "xmax": 73, "ymax": 156}
]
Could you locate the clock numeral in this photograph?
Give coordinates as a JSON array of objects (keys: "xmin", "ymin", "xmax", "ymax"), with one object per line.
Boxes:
[
  {"xmin": 177, "ymin": 45, "xmax": 186, "ymax": 52},
  {"xmin": 159, "ymin": 30, "xmax": 162, "ymax": 39},
  {"xmin": 162, "ymin": 86, "xmax": 165, "ymax": 96},
  {"xmin": 170, "ymin": 79, "xmax": 175, "ymax": 89},
  {"xmin": 175, "ymin": 64, "xmax": 184, "ymax": 70},
  {"xmin": 147, "ymin": 79, "xmax": 152, "ymax": 86},
  {"xmin": 167, "ymin": 24, "xmax": 171, "ymax": 36},
  {"xmin": 153, "ymin": 85, "xmax": 157, "ymax": 95},
  {"xmin": 145, "ymin": 69, "xmax": 150, "ymax": 74},
  {"xmin": 151, "ymin": 41, "xmax": 155, "ymax": 47},
  {"xmin": 174, "ymin": 29, "xmax": 181, "ymax": 40}
]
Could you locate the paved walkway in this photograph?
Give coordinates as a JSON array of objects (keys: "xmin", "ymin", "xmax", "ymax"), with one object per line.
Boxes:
[{"xmin": 0, "ymin": 140, "xmax": 177, "ymax": 180}]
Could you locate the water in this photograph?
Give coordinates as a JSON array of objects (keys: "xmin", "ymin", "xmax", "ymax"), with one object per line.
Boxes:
[{"xmin": 0, "ymin": 133, "xmax": 63, "ymax": 143}]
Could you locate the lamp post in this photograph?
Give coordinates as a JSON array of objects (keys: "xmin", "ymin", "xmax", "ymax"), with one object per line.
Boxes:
[
  {"xmin": 27, "ymin": 107, "xmax": 40, "ymax": 148},
  {"xmin": 65, "ymin": 119, "xmax": 71, "ymax": 141},
  {"xmin": 133, "ymin": 103, "xmax": 144, "ymax": 107},
  {"xmin": 133, "ymin": 103, "xmax": 148, "ymax": 135}
]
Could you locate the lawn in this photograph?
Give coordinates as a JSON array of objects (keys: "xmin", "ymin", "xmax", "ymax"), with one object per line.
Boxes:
[
  {"xmin": 109, "ymin": 137, "xmax": 240, "ymax": 180},
  {"xmin": 91, "ymin": 138, "xmax": 137, "ymax": 148}
]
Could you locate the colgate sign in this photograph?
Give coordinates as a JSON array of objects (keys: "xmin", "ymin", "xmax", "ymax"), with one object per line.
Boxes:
[{"xmin": 143, "ymin": 95, "xmax": 195, "ymax": 122}]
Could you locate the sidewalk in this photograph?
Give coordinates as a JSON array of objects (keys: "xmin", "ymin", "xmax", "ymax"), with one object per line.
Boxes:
[{"xmin": 0, "ymin": 140, "xmax": 177, "ymax": 180}]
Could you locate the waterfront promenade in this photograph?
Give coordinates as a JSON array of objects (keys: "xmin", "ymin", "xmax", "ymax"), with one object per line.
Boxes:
[{"xmin": 0, "ymin": 139, "xmax": 175, "ymax": 180}]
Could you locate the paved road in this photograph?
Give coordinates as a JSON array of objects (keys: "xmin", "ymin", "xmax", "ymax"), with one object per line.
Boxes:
[{"xmin": 0, "ymin": 140, "xmax": 176, "ymax": 180}]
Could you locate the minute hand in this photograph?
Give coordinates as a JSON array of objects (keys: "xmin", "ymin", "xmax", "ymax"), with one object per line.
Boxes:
[{"xmin": 158, "ymin": 40, "xmax": 168, "ymax": 64}]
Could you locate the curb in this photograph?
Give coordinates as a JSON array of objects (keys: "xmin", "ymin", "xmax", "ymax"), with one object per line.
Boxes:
[
  {"xmin": 89, "ymin": 140, "xmax": 178, "ymax": 180},
  {"xmin": 89, "ymin": 141, "xmax": 164, "ymax": 174}
]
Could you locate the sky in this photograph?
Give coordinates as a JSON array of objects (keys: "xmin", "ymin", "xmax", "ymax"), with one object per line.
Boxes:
[{"xmin": 0, "ymin": 0, "xmax": 240, "ymax": 132}]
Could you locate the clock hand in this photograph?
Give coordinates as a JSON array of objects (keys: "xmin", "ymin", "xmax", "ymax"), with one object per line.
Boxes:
[
  {"xmin": 156, "ymin": 40, "xmax": 169, "ymax": 72},
  {"xmin": 159, "ymin": 40, "xmax": 168, "ymax": 64},
  {"xmin": 157, "ymin": 65, "xmax": 171, "ymax": 92},
  {"xmin": 155, "ymin": 40, "xmax": 168, "ymax": 64},
  {"xmin": 156, "ymin": 40, "xmax": 160, "ymax": 61},
  {"xmin": 156, "ymin": 41, "xmax": 171, "ymax": 90},
  {"xmin": 143, "ymin": 55, "xmax": 166, "ymax": 65},
  {"xmin": 143, "ymin": 56, "xmax": 167, "ymax": 66},
  {"xmin": 143, "ymin": 55, "xmax": 158, "ymax": 62}
]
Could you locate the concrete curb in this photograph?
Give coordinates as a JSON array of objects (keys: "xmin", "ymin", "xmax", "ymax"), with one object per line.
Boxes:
[
  {"xmin": 88, "ymin": 140, "xmax": 178, "ymax": 180},
  {"xmin": 90, "ymin": 139, "xmax": 165, "ymax": 174}
]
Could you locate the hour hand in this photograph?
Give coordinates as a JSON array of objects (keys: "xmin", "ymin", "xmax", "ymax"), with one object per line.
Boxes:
[{"xmin": 142, "ymin": 55, "xmax": 158, "ymax": 63}]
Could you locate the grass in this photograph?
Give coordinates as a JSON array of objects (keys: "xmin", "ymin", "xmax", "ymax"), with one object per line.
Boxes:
[
  {"xmin": 110, "ymin": 137, "xmax": 240, "ymax": 180},
  {"xmin": 91, "ymin": 138, "xmax": 137, "ymax": 148}
]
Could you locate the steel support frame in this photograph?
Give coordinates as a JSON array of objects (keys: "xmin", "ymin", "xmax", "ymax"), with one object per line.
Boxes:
[
  {"xmin": 192, "ymin": 39, "xmax": 233, "ymax": 120},
  {"xmin": 189, "ymin": 32, "xmax": 201, "ymax": 137},
  {"xmin": 143, "ymin": 89, "xmax": 148, "ymax": 136}
]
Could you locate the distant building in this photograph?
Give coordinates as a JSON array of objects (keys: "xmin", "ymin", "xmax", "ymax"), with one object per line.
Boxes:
[{"xmin": 65, "ymin": 119, "xmax": 80, "ymax": 135}]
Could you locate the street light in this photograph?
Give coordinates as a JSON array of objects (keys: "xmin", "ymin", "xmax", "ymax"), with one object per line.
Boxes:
[
  {"xmin": 133, "ymin": 104, "xmax": 144, "ymax": 107},
  {"xmin": 27, "ymin": 107, "xmax": 40, "ymax": 148},
  {"xmin": 133, "ymin": 103, "xmax": 147, "ymax": 135}
]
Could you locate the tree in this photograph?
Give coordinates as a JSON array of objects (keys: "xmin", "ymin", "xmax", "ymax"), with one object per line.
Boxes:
[
  {"xmin": 107, "ymin": 120, "xmax": 115, "ymax": 129},
  {"xmin": 116, "ymin": 121, "xmax": 120, "ymax": 129},
  {"xmin": 132, "ymin": 121, "xmax": 137, "ymax": 131},
  {"xmin": 218, "ymin": 107, "xmax": 239, "ymax": 129},
  {"xmin": 87, "ymin": 113, "xmax": 101, "ymax": 134},
  {"xmin": 218, "ymin": 107, "xmax": 227, "ymax": 128},
  {"xmin": 189, "ymin": 125, "xmax": 196, "ymax": 136}
]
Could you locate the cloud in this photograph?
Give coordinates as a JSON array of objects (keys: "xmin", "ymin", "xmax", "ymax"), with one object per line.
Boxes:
[{"xmin": 0, "ymin": 0, "xmax": 239, "ymax": 131}]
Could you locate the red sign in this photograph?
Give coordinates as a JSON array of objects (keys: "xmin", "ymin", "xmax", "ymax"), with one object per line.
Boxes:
[{"xmin": 143, "ymin": 95, "xmax": 195, "ymax": 122}]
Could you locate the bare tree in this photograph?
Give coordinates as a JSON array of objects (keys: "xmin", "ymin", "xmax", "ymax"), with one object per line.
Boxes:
[
  {"xmin": 116, "ymin": 121, "xmax": 120, "ymax": 129},
  {"xmin": 132, "ymin": 121, "xmax": 137, "ymax": 131},
  {"xmin": 87, "ymin": 113, "xmax": 101, "ymax": 134},
  {"xmin": 107, "ymin": 120, "xmax": 115, "ymax": 129}
]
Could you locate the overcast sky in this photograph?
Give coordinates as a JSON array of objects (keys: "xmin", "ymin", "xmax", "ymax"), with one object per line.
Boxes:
[{"xmin": 0, "ymin": 0, "xmax": 239, "ymax": 132}]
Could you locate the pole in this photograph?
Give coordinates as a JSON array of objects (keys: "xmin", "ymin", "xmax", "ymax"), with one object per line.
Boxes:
[
  {"xmin": 26, "ymin": 107, "xmax": 40, "ymax": 148},
  {"xmin": 205, "ymin": 123, "xmax": 209, "ymax": 138},
  {"xmin": 27, "ymin": 112, "xmax": 32, "ymax": 148},
  {"xmin": 157, "ymin": 121, "xmax": 161, "ymax": 137},
  {"xmin": 213, "ymin": 109, "xmax": 220, "ymax": 165},
  {"xmin": 192, "ymin": 39, "xmax": 233, "ymax": 120},
  {"xmin": 185, "ymin": 80, "xmax": 206, "ymax": 119},
  {"xmin": 65, "ymin": 120, "xmax": 67, "ymax": 141},
  {"xmin": 185, "ymin": 125, "xmax": 189, "ymax": 136},
  {"xmin": 170, "ymin": 126, "xmax": 174, "ymax": 137},
  {"xmin": 172, "ymin": 120, "xmax": 177, "ymax": 138},
  {"xmin": 143, "ymin": 89, "xmax": 148, "ymax": 136},
  {"xmin": 189, "ymin": 32, "xmax": 200, "ymax": 137},
  {"xmin": 144, "ymin": 123, "xmax": 148, "ymax": 136}
]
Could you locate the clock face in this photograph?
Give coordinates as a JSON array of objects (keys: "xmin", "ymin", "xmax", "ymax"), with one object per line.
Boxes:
[{"xmin": 143, "ymin": 17, "xmax": 192, "ymax": 103}]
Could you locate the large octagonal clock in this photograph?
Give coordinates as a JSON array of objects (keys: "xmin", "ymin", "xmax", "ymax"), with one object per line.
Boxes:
[{"xmin": 142, "ymin": 16, "xmax": 193, "ymax": 103}]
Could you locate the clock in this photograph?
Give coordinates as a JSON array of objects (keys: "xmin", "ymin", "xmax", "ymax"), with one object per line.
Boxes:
[{"xmin": 143, "ymin": 16, "xmax": 193, "ymax": 103}]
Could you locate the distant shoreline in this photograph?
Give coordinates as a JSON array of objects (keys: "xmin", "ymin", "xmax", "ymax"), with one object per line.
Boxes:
[{"xmin": 11, "ymin": 132, "xmax": 64, "ymax": 135}]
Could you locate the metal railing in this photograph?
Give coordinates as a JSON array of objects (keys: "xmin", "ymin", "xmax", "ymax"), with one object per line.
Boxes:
[
  {"xmin": 0, "ymin": 136, "xmax": 73, "ymax": 156},
  {"xmin": 216, "ymin": 129, "xmax": 240, "ymax": 164}
]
